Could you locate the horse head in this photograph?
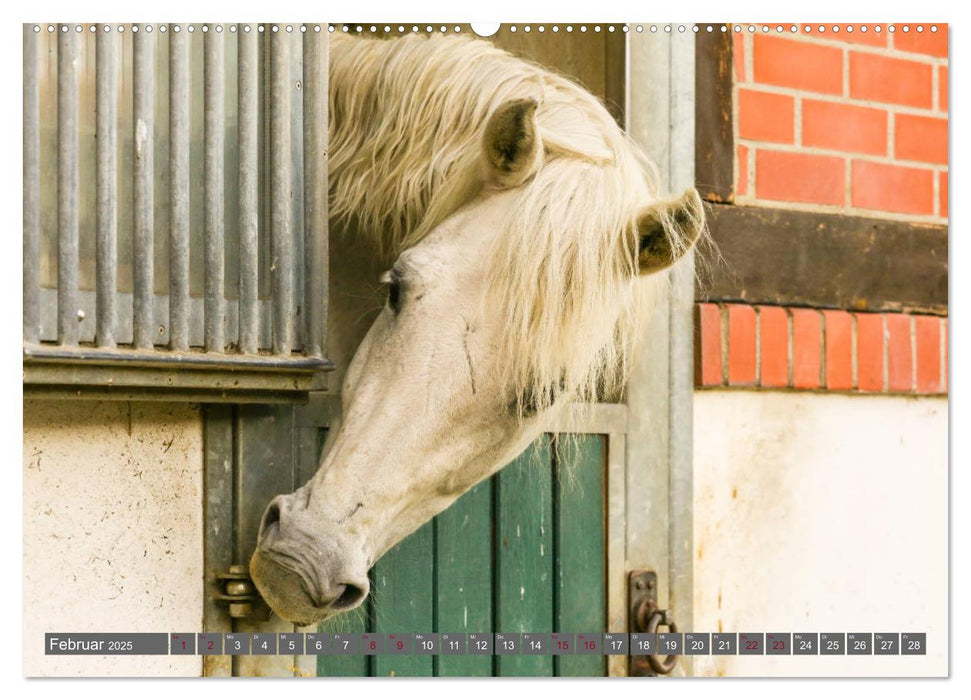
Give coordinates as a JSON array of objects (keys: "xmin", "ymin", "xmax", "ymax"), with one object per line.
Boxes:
[{"xmin": 250, "ymin": 37, "xmax": 704, "ymax": 626}]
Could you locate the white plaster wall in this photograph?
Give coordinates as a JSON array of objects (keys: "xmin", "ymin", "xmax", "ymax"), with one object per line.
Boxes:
[
  {"xmin": 693, "ymin": 391, "xmax": 948, "ymax": 677},
  {"xmin": 23, "ymin": 401, "xmax": 204, "ymax": 677}
]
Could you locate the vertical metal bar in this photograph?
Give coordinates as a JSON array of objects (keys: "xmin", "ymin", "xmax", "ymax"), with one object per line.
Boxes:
[
  {"xmin": 96, "ymin": 25, "xmax": 118, "ymax": 348},
  {"xmin": 169, "ymin": 24, "xmax": 190, "ymax": 351},
  {"xmin": 626, "ymin": 32, "xmax": 696, "ymax": 677},
  {"xmin": 202, "ymin": 405, "xmax": 235, "ymax": 677},
  {"xmin": 270, "ymin": 28, "xmax": 293, "ymax": 355},
  {"xmin": 667, "ymin": 35, "xmax": 696, "ymax": 667},
  {"xmin": 302, "ymin": 28, "xmax": 327, "ymax": 358},
  {"xmin": 205, "ymin": 27, "xmax": 226, "ymax": 352},
  {"xmin": 238, "ymin": 25, "xmax": 259, "ymax": 354},
  {"xmin": 133, "ymin": 25, "xmax": 155, "ymax": 349},
  {"xmin": 57, "ymin": 25, "xmax": 80, "ymax": 346},
  {"xmin": 23, "ymin": 26, "xmax": 40, "ymax": 345}
]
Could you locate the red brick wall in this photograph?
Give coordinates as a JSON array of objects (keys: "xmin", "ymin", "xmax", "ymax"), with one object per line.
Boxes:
[
  {"xmin": 732, "ymin": 24, "xmax": 948, "ymax": 222},
  {"xmin": 695, "ymin": 25, "xmax": 948, "ymax": 395}
]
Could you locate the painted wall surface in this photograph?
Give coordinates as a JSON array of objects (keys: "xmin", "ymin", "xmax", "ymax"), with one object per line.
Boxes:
[
  {"xmin": 693, "ymin": 391, "xmax": 948, "ymax": 677},
  {"xmin": 23, "ymin": 401, "xmax": 204, "ymax": 677}
]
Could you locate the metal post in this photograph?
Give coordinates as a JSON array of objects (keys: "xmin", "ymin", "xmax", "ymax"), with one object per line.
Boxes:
[
  {"xmin": 238, "ymin": 25, "xmax": 259, "ymax": 355},
  {"xmin": 270, "ymin": 28, "xmax": 293, "ymax": 356},
  {"xmin": 169, "ymin": 24, "xmax": 190, "ymax": 352},
  {"xmin": 302, "ymin": 28, "xmax": 327, "ymax": 359},
  {"xmin": 205, "ymin": 26, "xmax": 226, "ymax": 352},
  {"xmin": 625, "ymin": 30, "xmax": 696, "ymax": 677},
  {"xmin": 133, "ymin": 25, "xmax": 155, "ymax": 349},
  {"xmin": 96, "ymin": 25, "xmax": 118, "ymax": 348},
  {"xmin": 23, "ymin": 25, "xmax": 40, "ymax": 345},
  {"xmin": 57, "ymin": 25, "xmax": 80, "ymax": 347}
]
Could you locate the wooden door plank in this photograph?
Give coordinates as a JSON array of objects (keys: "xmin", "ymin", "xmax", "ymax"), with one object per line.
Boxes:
[
  {"xmin": 554, "ymin": 434, "xmax": 607, "ymax": 676},
  {"xmin": 495, "ymin": 436, "xmax": 554, "ymax": 677},
  {"xmin": 372, "ymin": 521, "xmax": 435, "ymax": 677},
  {"xmin": 310, "ymin": 421, "xmax": 370, "ymax": 677},
  {"xmin": 316, "ymin": 604, "xmax": 370, "ymax": 677},
  {"xmin": 434, "ymin": 480, "xmax": 494, "ymax": 676}
]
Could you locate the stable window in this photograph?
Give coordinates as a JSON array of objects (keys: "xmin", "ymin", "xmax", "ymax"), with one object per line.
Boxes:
[{"xmin": 22, "ymin": 24, "xmax": 330, "ymax": 401}]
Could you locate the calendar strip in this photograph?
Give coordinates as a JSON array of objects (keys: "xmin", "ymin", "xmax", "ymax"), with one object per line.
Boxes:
[{"xmin": 45, "ymin": 632, "xmax": 927, "ymax": 656}]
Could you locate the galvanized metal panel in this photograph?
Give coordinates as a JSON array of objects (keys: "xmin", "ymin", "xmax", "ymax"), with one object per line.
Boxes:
[
  {"xmin": 23, "ymin": 26, "xmax": 40, "ymax": 344},
  {"xmin": 24, "ymin": 23, "xmax": 331, "ymax": 398}
]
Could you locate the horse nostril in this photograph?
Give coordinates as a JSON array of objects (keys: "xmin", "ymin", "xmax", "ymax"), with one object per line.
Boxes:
[
  {"xmin": 258, "ymin": 498, "xmax": 283, "ymax": 539},
  {"xmin": 331, "ymin": 582, "xmax": 368, "ymax": 610}
]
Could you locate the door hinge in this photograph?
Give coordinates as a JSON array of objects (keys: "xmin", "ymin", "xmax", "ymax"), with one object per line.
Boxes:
[{"xmin": 214, "ymin": 564, "xmax": 269, "ymax": 620}]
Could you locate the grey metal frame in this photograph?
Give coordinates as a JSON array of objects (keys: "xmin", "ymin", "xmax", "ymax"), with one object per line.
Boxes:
[
  {"xmin": 22, "ymin": 24, "xmax": 331, "ymax": 401},
  {"xmin": 624, "ymin": 30, "xmax": 696, "ymax": 677}
]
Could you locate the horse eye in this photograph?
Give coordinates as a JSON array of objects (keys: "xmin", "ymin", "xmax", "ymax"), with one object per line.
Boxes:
[{"xmin": 388, "ymin": 278, "xmax": 402, "ymax": 313}]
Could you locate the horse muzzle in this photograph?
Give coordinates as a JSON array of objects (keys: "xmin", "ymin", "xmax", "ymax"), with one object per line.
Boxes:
[{"xmin": 249, "ymin": 494, "xmax": 370, "ymax": 625}]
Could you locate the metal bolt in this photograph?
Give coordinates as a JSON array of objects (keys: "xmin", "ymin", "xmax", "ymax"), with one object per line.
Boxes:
[
  {"xmin": 226, "ymin": 580, "xmax": 253, "ymax": 596},
  {"xmin": 77, "ymin": 309, "xmax": 85, "ymax": 321},
  {"xmin": 228, "ymin": 602, "xmax": 252, "ymax": 618}
]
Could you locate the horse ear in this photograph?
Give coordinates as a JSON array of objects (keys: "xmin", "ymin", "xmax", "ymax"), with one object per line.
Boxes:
[
  {"xmin": 634, "ymin": 188, "xmax": 705, "ymax": 275},
  {"xmin": 482, "ymin": 98, "xmax": 543, "ymax": 188}
]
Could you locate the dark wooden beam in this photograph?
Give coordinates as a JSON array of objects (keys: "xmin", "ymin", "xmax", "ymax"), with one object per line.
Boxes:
[
  {"xmin": 695, "ymin": 30, "xmax": 735, "ymax": 204},
  {"xmin": 699, "ymin": 204, "xmax": 948, "ymax": 315}
]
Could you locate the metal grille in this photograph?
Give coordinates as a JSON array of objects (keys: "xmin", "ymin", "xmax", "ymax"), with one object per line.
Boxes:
[{"xmin": 23, "ymin": 23, "xmax": 331, "ymax": 400}]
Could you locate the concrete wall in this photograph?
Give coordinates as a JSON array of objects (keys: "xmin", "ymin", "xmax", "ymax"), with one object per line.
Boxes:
[
  {"xmin": 21, "ymin": 392, "xmax": 948, "ymax": 677},
  {"xmin": 693, "ymin": 391, "xmax": 948, "ymax": 677},
  {"xmin": 23, "ymin": 401, "xmax": 204, "ymax": 677}
]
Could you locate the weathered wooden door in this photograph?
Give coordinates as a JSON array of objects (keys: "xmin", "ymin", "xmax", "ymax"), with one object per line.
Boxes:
[
  {"xmin": 289, "ymin": 397, "xmax": 616, "ymax": 677},
  {"xmin": 204, "ymin": 397, "xmax": 621, "ymax": 678}
]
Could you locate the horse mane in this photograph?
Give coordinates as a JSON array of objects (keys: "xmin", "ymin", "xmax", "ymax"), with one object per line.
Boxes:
[{"xmin": 329, "ymin": 33, "xmax": 671, "ymax": 417}]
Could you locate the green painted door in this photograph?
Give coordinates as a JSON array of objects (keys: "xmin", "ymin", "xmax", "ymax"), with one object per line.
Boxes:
[{"xmin": 316, "ymin": 433, "xmax": 607, "ymax": 677}]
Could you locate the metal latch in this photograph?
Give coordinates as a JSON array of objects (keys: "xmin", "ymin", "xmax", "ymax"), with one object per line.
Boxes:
[
  {"xmin": 629, "ymin": 570, "xmax": 679, "ymax": 676},
  {"xmin": 214, "ymin": 564, "xmax": 269, "ymax": 620}
]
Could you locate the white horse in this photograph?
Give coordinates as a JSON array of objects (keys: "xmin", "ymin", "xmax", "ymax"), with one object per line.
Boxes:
[{"xmin": 250, "ymin": 33, "xmax": 704, "ymax": 625}]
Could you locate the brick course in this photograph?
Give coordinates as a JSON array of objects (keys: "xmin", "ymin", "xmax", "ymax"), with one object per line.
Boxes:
[{"xmin": 695, "ymin": 303, "xmax": 946, "ymax": 395}]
